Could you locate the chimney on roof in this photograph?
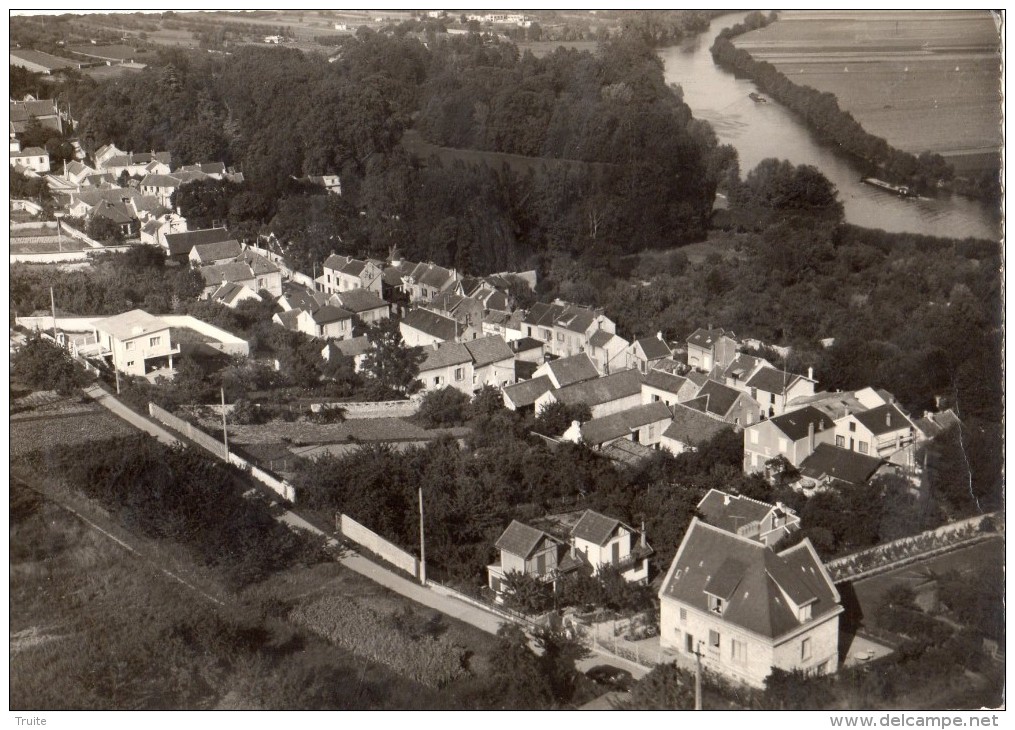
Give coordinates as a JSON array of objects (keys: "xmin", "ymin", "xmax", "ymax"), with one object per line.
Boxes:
[
  {"xmin": 723, "ymin": 493, "xmax": 731, "ymax": 506},
  {"xmin": 808, "ymin": 366, "xmax": 814, "ymax": 381},
  {"xmin": 432, "ymin": 341, "xmax": 440, "ymax": 351},
  {"xmin": 886, "ymin": 411, "xmax": 891, "ymax": 427},
  {"xmin": 657, "ymin": 331, "xmax": 663, "ymax": 341},
  {"xmin": 808, "ymin": 421, "xmax": 815, "ymax": 451}
]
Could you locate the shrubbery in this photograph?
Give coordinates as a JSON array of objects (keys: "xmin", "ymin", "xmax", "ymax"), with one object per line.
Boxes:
[
  {"xmin": 289, "ymin": 594, "xmax": 468, "ymax": 688},
  {"xmin": 12, "ymin": 332, "xmax": 90, "ymax": 395},
  {"xmin": 16, "ymin": 434, "xmax": 326, "ymax": 587}
]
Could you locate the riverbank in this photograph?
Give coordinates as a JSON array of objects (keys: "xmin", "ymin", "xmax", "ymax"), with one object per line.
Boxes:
[
  {"xmin": 659, "ymin": 12, "xmax": 1000, "ymax": 240},
  {"xmin": 734, "ymin": 10, "xmax": 1002, "ymax": 174}
]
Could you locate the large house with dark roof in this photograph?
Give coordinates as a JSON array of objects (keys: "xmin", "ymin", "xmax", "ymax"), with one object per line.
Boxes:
[
  {"xmin": 400, "ymin": 308, "xmax": 475, "ymax": 347},
  {"xmin": 586, "ymin": 328, "xmax": 629, "ymax": 375},
  {"xmin": 742, "ymin": 406, "xmax": 836, "ymax": 475},
  {"xmin": 746, "ymin": 366, "xmax": 817, "ymax": 419},
  {"xmin": 522, "ymin": 300, "xmax": 616, "ymax": 360},
  {"xmin": 832, "ymin": 402, "xmax": 917, "ymax": 463},
  {"xmin": 535, "ymin": 368, "xmax": 644, "ymax": 419},
  {"xmin": 416, "ymin": 335, "xmax": 514, "ymax": 394},
  {"xmin": 659, "ymin": 518, "xmax": 842, "ymax": 687},
  {"xmin": 563, "ymin": 400, "xmax": 672, "ymax": 448},
  {"xmin": 659, "ymin": 403, "xmax": 732, "ymax": 456},
  {"xmin": 625, "ymin": 335, "xmax": 672, "ymax": 374},
  {"xmin": 163, "ymin": 227, "xmax": 233, "ymax": 260},
  {"xmin": 331, "ymin": 288, "xmax": 390, "ymax": 324},
  {"xmin": 532, "ymin": 352, "xmax": 600, "ymax": 389},
  {"xmin": 696, "ymin": 489, "xmax": 801, "ymax": 546},
  {"xmin": 687, "ymin": 379, "xmax": 761, "ymax": 427},
  {"xmin": 319, "ymin": 254, "xmax": 385, "ymax": 296},
  {"xmin": 798, "ymin": 443, "xmax": 886, "ymax": 490},
  {"xmin": 686, "ymin": 327, "xmax": 739, "ymax": 373},
  {"xmin": 642, "ymin": 369, "xmax": 699, "ymax": 407},
  {"xmin": 501, "ymin": 375, "xmax": 554, "ymax": 413}
]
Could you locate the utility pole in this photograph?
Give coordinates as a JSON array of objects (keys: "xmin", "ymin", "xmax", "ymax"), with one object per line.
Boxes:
[
  {"xmin": 418, "ymin": 487, "xmax": 427, "ymax": 585},
  {"xmin": 221, "ymin": 387, "xmax": 229, "ymax": 461},
  {"xmin": 49, "ymin": 286, "xmax": 58, "ymax": 341},
  {"xmin": 694, "ymin": 640, "xmax": 704, "ymax": 710}
]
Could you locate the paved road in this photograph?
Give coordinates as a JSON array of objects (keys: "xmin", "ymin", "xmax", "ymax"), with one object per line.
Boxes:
[
  {"xmin": 84, "ymin": 385, "xmax": 181, "ymax": 446},
  {"xmin": 84, "ymin": 385, "xmax": 652, "ymax": 678}
]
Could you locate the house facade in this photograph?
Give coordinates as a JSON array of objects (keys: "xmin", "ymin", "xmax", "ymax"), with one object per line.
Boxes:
[
  {"xmin": 416, "ymin": 342, "xmax": 475, "ymax": 394},
  {"xmin": 746, "ymin": 367, "xmax": 817, "ymax": 419},
  {"xmin": 686, "ymin": 327, "xmax": 738, "ymax": 373},
  {"xmin": 625, "ymin": 335, "xmax": 672, "ymax": 374},
  {"xmin": 534, "ymin": 368, "xmax": 644, "ymax": 420},
  {"xmin": 743, "ymin": 406, "xmax": 836, "ymax": 474},
  {"xmin": 93, "ymin": 309, "xmax": 179, "ymax": 377},
  {"xmin": 832, "ymin": 403, "xmax": 916, "ymax": 461},
  {"xmin": 570, "ymin": 510, "xmax": 651, "ymax": 584},
  {"xmin": 659, "ymin": 519, "xmax": 842, "ymax": 688},
  {"xmin": 297, "ymin": 306, "xmax": 354, "ymax": 340},
  {"xmin": 487, "ymin": 520, "xmax": 564, "ymax": 594}
]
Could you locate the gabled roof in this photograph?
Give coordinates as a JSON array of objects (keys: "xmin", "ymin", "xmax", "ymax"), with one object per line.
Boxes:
[
  {"xmin": 555, "ymin": 307, "xmax": 597, "ymax": 334},
  {"xmin": 464, "ymin": 335, "xmax": 513, "ymax": 368},
  {"xmin": 572, "ymin": 510, "xmax": 627, "ymax": 546},
  {"xmin": 694, "ymin": 379, "xmax": 748, "ymax": 418},
  {"xmin": 211, "ymin": 282, "xmax": 255, "ymax": 305},
  {"xmin": 662, "ymin": 404, "xmax": 732, "ymax": 446},
  {"xmin": 164, "ymin": 227, "xmax": 232, "ymax": 257},
  {"xmin": 340, "ymin": 259, "xmax": 367, "ymax": 277},
  {"xmin": 418, "ymin": 264, "xmax": 456, "ymax": 289},
  {"xmin": 401, "ymin": 308, "xmax": 461, "ymax": 342},
  {"xmin": 92, "ymin": 199, "xmax": 135, "ymax": 224},
  {"xmin": 333, "ymin": 288, "xmax": 388, "ymax": 313},
  {"xmin": 588, "ymin": 329, "xmax": 618, "ymax": 349},
  {"xmin": 199, "ymin": 262, "xmax": 253, "ymax": 287},
  {"xmin": 140, "ymin": 173, "xmax": 182, "ymax": 188},
  {"xmin": 551, "ymin": 368, "xmax": 643, "ymax": 408},
  {"xmin": 274, "ymin": 309, "xmax": 301, "ymax": 331},
  {"xmin": 687, "ymin": 327, "xmax": 734, "ymax": 349},
  {"xmin": 722, "ymin": 353, "xmax": 769, "ymax": 382},
  {"xmin": 746, "ymin": 367, "xmax": 809, "ymax": 396},
  {"xmin": 332, "ymin": 335, "xmax": 371, "ymax": 358},
  {"xmin": 579, "ymin": 401, "xmax": 672, "ymax": 445},
  {"xmin": 913, "ymin": 409, "xmax": 961, "ymax": 439},
  {"xmin": 643, "ymin": 369, "xmax": 688, "ymax": 396},
  {"xmin": 851, "ymin": 403, "xmax": 914, "ymax": 437},
  {"xmin": 697, "ymin": 490, "xmax": 778, "ymax": 535},
  {"xmin": 191, "ymin": 239, "xmax": 243, "ymax": 262},
  {"xmin": 504, "ymin": 375, "xmax": 553, "ymax": 408},
  {"xmin": 523, "ymin": 301, "xmax": 565, "ymax": 327},
  {"xmin": 510, "ymin": 337, "xmax": 544, "ymax": 354},
  {"xmin": 787, "ymin": 390, "xmax": 870, "ymax": 421},
  {"xmin": 660, "ymin": 519, "xmax": 841, "ymax": 640},
  {"xmin": 495, "ymin": 520, "xmax": 562, "ymax": 559},
  {"xmin": 282, "ymin": 283, "xmax": 328, "ymax": 313},
  {"xmin": 323, "ymin": 253, "xmax": 351, "ymax": 271},
  {"xmin": 633, "ymin": 336, "xmax": 671, "ymax": 360},
  {"xmin": 766, "ymin": 406, "xmax": 833, "ymax": 442},
  {"xmin": 685, "ymin": 370, "xmax": 709, "ymax": 388},
  {"xmin": 544, "ymin": 353, "xmax": 600, "ymax": 388},
  {"xmin": 419, "ymin": 341, "xmax": 472, "ymax": 371},
  {"xmin": 236, "ymin": 249, "xmax": 280, "ymax": 276},
  {"xmin": 312, "ymin": 305, "xmax": 354, "ymax": 325},
  {"xmin": 799, "ymin": 444, "xmax": 884, "ymax": 485},
  {"xmin": 96, "ymin": 309, "xmax": 168, "ymax": 341}
]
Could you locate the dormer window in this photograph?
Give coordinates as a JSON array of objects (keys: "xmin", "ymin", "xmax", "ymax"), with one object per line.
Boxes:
[{"xmin": 708, "ymin": 595, "xmax": 724, "ymax": 615}]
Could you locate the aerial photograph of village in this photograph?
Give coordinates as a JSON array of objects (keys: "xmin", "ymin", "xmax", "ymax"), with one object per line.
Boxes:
[{"xmin": 8, "ymin": 8, "xmax": 1004, "ymax": 717}]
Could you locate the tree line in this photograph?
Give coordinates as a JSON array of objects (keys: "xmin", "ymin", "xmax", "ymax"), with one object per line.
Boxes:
[{"xmin": 709, "ymin": 13, "xmax": 992, "ymax": 201}]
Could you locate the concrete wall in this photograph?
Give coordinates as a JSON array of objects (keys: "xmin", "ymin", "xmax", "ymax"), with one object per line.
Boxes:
[
  {"xmin": 148, "ymin": 403, "xmax": 296, "ymax": 502},
  {"xmin": 340, "ymin": 514, "xmax": 419, "ymax": 578},
  {"xmin": 772, "ymin": 615, "xmax": 840, "ymax": 678},
  {"xmin": 161, "ymin": 315, "xmax": 250, "ymax": 356}
]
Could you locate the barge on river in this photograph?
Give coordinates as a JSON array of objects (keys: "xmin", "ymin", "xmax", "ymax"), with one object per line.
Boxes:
[{"xmin": 862, "ymin": 177, "xmax": 916, "ymax": 197}]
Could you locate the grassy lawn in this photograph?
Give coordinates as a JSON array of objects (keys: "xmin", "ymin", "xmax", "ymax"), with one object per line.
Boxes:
[{"xmin": 10, "ymin": 407, "xmax": 137, "ymax": 459}]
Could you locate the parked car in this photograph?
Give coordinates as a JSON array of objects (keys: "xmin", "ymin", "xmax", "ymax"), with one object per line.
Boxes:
[{"xmin": 586, "ymin": 664, "xmax": 634, "ymax": 692}]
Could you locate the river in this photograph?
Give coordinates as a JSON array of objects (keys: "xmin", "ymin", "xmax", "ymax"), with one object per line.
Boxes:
[{"xmin": 659, "ymin": 12, "xmax": 1001, "ymax": 241}]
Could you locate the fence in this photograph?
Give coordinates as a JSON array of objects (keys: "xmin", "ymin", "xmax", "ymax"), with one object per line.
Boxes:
[
  {"xmin": 330, "ymin": 400, "xmax": 419, "ymax": 419},
  {"xmin": 426, "ymin": 579, "xmax": 539, "ymax": 629},
  {"xmin": 148, "ymin": 402, "xmax": 296, "ymax": 502},
  {"xmin": 339, "ymin": 514, "xmax": 420, "ymax": 578},
  {"xmin": 826, "ymin": 512, "xmax": 1002, "ymax": 582}
]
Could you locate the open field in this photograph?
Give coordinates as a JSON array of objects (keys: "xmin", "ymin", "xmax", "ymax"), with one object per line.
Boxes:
[
  {"xmin": 11, "ymin": 237, "xmax": 90, "ymax": 254},
  {"xmin": 10, "ymin": 404, "xmax": 138, "ymax": 459},
  {"xmin": 735, "ymin": 11, "xmax": 1002, "ymax": 168}
]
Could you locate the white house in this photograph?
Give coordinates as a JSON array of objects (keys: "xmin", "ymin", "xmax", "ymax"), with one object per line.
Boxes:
[
  {"xmin": 658, "ymin": 518, "xmax": 842, "ymax": 688},
  {"xmin": 570, "ymin": 510, "xmax": 651, "ymax": 584},
  {"xmin": 93, "ymin": 309, "xmax": 179, "ymax": 377}
]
